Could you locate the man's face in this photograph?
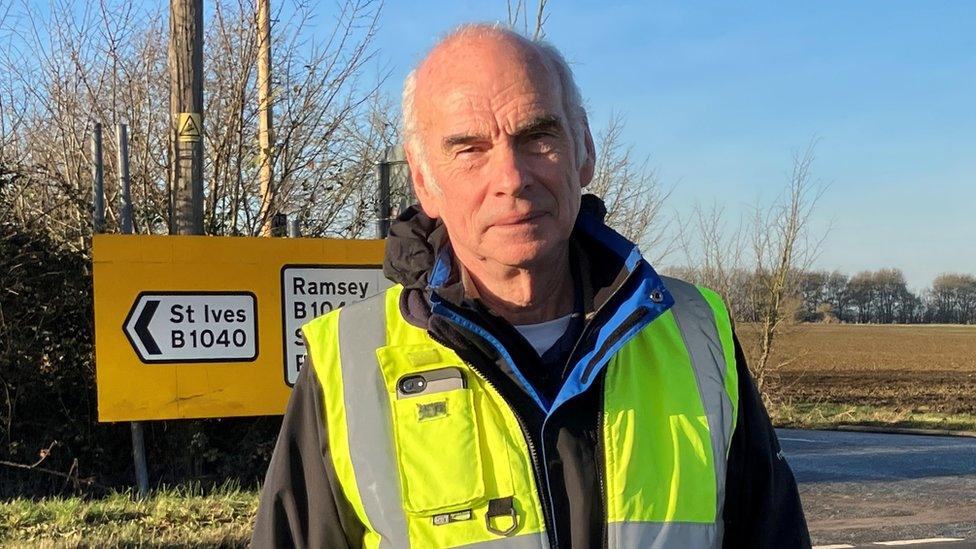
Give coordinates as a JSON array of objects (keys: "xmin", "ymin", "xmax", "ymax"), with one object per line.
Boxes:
[{"xmin": 408, "ymin": 36, "xmax": 593, "ymax": 271}]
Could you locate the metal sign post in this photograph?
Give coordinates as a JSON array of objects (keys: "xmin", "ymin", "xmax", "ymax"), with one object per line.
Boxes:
[
  {"xmin": 376, "ymin": 146, "xmax": 411, "ymax": 238},
  {"xmin": 116, "ymin": 123, "xmax": 150, "ymax": 498},
  {"xmin": 376, "ymin": 158, "xmax": 391, "ymax": 238},
  {"xmin": 117, "ymin": 124, "xmax": 134, "ymax": 235},
  {"xmin": 92, "ymin": 124, "xmax": 104, "ymax": 234}
]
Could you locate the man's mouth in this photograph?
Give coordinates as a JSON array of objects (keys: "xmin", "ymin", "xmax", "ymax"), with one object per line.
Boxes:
[{"xmin": 492, "ymin": 211, "xmax": 547, "ymax": 226}]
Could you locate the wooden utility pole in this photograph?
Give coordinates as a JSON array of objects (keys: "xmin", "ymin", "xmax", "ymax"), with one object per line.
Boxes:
[
  {"xmin": 169, "ymin": 0, "xmax": 205, "ymax": 235},
  {"xmin": 256, "ymin": 0, "xmax": 275, "ymax": 236}
]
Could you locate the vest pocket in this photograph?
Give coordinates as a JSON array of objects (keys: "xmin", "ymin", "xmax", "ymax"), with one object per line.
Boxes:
[{"xmin": 391, "ymin": 387, "xmax": 486, "ymax": 514}]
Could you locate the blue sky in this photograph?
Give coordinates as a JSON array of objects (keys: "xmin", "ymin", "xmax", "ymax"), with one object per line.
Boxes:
[{"xmin": 359, "ymin": 1, "xmax": 975, "ymax": 290}]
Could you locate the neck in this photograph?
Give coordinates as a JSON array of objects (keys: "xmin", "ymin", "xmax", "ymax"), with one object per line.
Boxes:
[{"xmin": 457, "ymin": 246, "xmax": 575, "ymax": 325}]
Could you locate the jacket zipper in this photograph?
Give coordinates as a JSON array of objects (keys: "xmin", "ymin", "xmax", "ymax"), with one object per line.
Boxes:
[
  {"xmin": 427, "ymin": 325, "xmax": 559, "ymax": 549},
  {"xmin": 596, "ymin": 394, "xmax": 608, "ymax": 549}
]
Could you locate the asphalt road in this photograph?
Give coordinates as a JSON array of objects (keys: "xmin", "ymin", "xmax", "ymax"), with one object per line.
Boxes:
[{"xmin": 777, "ymin": 428, "xmax": 976, "ymax": 547}]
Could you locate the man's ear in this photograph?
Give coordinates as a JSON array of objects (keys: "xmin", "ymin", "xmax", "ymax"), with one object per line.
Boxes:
[
  {"xmin": 405, "ymin": 144, "xmax": 441, "ymax": 219},
  {"xmin": 579, "ymin": 118, "xmax": 596, "ymax": 188}
]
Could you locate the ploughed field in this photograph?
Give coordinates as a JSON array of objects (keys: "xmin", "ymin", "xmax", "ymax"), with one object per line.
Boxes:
[{"xmin": 739, "ymin": 324, "xmax": 976, "ymax": 417}]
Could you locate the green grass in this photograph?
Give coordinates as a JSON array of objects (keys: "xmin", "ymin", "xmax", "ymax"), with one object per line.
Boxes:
[
  {"xmin": 0, "ymin": 483, "xmax": 259, "ymax": 548},
  {"xmin": 769, "ymin": 401, "xmax": 976, "ymax": 433}
]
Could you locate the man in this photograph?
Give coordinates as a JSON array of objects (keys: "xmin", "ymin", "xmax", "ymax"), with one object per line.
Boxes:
[{"xmin": 252, "ymin": 24, "xmax": 810, "ymax": 548}]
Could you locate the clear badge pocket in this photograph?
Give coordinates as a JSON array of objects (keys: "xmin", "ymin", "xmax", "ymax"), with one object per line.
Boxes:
[{"xmin": 391, "ymin": 387, "xmax": 486, "ymax": 514}]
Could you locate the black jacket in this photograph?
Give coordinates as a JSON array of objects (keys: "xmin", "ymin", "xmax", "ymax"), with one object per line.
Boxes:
[{"xmin": 251, "ymin": 197, "xmax": 811, "ymax": 548}]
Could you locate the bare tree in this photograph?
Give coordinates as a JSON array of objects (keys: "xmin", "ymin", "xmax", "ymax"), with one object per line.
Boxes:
[
  {"xmin": 253, "ymin": 0, "xmax": 388, "ymax": 237},
  {"xmin": 677, "ymin": 201, "xmax": 747, "ymax": 318},
  {"xmin": 823, "ymin": 270, "xmax": 850, "ymax": 321},
  {"xmin": 873, "ymin": 268, "xmax": 910, "ymax": 324},
  {"xmin": 507, "ymin": 0, "xmax": 549, "ymax": 40},
  {"xmin": 796, "ymin": 269, "xmax": 829, "ymax": 321},
  {"xmin": 590, "ymin": 113, "xmax": 675, "ymax": 263},
  {"xmin": 846, "ymin": 270, "xmax": 876, "ymax": 323},
  {"xmin": 747, "ymin": 141, "xmax": 826, "ymax": 391},
  {"xmin": 676, "ymin": 140, "xmax": 827, "ymax": 393}
]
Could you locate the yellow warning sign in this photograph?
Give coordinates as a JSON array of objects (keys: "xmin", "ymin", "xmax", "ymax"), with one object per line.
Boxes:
[
  {"xmin": 177, "ymin": 112, "xmax": 202, "ymax": 142},
  {"xmin": 93, "ymin": 234, "xmax": 388, "ymax": 421}
]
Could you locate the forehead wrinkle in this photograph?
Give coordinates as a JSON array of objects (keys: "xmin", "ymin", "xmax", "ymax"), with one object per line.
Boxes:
[
  {"xmin": 442, "ymin": 94, "xmax": 494, "ymax": 133},
  {"xmin": 484, "ymin": 56, "xmax": 564, "ymax": 135},
  {"xmin": 493, "ymin": 95, "xmax": 558, "ymax": 136}
]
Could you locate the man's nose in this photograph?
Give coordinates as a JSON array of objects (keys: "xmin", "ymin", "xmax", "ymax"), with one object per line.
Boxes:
[{"xmin": 490, "ymin": 143, "xmax": 530, "ymax": 197}]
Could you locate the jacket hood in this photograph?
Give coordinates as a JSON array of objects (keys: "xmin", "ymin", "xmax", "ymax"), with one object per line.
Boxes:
[{"xmin": 382, "ymin": 205, "xmax": 449, "ymax": 292}]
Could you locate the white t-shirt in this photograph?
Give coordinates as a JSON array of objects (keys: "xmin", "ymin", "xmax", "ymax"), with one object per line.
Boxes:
[{"xmin": 513, "ymin": 314, "xmax": 573, "ymax": 357}]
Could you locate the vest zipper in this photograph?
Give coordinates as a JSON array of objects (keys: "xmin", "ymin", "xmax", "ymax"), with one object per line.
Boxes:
[{"xmin": 426, "ymin": 327, "xmax": 559, "ymax": 549}]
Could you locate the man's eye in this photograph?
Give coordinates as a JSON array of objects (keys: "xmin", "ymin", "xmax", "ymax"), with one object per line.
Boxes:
[{"xmin": 525, "ymin": 134, "xmax": 557, "ymax": 154}]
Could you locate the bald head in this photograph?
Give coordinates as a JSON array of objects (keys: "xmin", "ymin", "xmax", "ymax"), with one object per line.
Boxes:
[{"xmin": 402, "ymin": 25, "xmax": 589, "ymax": 186}]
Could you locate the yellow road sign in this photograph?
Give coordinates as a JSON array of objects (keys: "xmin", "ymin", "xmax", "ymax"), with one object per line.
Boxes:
[
  {"xmin": 177, "ymin": 112, "xmax": 202, "ymax": 142},
  {"xmin": 93, "ymin": 234, "xmax": 388, "ymax": 422}
]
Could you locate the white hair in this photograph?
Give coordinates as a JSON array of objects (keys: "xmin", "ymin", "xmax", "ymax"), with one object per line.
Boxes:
[{"xmin": 401, "ymin": 24, "xmax": 589, "ymax": 194}]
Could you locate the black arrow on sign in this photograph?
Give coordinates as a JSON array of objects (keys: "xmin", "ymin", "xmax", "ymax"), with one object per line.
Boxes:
[{"xmin": 135, "ymin": 299, "xmax": 161, "ymax": 355}]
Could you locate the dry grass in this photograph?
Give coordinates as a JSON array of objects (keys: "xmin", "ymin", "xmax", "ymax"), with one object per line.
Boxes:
[
  {"xmin": 769, "ymin": 402, "xmax": 976, "ymax": 432},
  {"xmin": 0, "ymin": 484, "xmax": 258, "ymax": 548},
  {"xmin": 737, "ymin": 323, "xmax": 976, "ymax": 427}
]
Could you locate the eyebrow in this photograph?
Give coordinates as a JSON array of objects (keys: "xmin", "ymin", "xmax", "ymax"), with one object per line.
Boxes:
[
  {"xmin": 442, "ymin": 132, "xmax": 487, "ymax": 150},
  {"xmin": 513, "ymin": 115, "xmax": 562, "ymax": 138},
  {"xmin": 441, "ymin": 115, "xmax": 563, "ymax": 152}
]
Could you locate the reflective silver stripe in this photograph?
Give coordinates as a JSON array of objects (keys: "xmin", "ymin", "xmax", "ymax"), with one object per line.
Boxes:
[
  {"xmin": 660, "ymin": 277, "xmax": 735, "ymax": 530},
  {"xmin": 459, "ymin": 533, "xmax": 549, "ymax": 549},
  {"xmin": 607, "ymin": 521, "xmax": 719, "ymax": 549},
  {"xmin": 337, "ymin": 294, "xmax": 409, "ymax": 548}
]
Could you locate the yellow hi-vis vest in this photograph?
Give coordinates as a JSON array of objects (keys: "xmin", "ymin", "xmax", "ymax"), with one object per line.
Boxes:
[{"xmin": 302, "ymin": 277, "xmax": 739, "ymax": 548}]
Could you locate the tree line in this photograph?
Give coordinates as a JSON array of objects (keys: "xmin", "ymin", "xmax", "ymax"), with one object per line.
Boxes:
[
  {"xmin": 685, "ymin": 267, "xmax": 976, "ymax": 325},
  {"xmin": 796, "ymin": 269, "xmax": 976, "ymax": 325}
]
